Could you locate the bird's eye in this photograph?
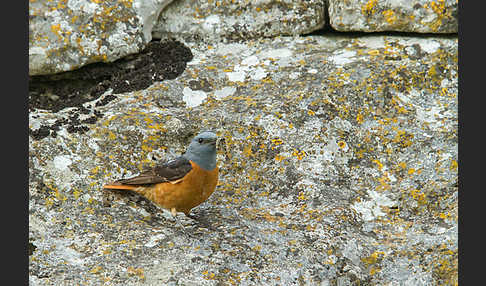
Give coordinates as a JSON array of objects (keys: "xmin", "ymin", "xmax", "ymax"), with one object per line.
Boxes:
[{"xmin": 198, "ymin": 138, "xmax": 203, "ymax": 143}]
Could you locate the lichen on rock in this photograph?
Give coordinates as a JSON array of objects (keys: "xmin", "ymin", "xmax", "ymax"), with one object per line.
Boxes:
[{"xmin": 29, "ymin": 33, "xmax": 457, "ymax": 285}]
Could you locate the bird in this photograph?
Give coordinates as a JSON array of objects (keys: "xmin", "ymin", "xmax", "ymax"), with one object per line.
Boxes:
[{"xmin": 103, "ymin": 131, "xmax": 219, "ymax": 219}]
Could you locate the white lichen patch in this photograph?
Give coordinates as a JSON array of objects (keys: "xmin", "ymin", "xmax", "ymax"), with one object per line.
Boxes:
[
  {"xmin": 352, "ymin": 190, "xmax": 396, "ymax": 221},
  {"xmin": 250, "ymin": 67, "xmax": 268, "ymax": 81},
  {"xmin": 419, "ymin": 40, "xmax": 441, "ymax": 54},
  {"xmin": 342, "ymin": 239, "xmax": 362, "ymax": 265},
  {"xmin": 289, "ymin": 72, "xmax": 300, "ymax": 79},
  {"xmin": 241, "ymin": 55, "xmax": 259, "ymax": 66},
  {"xmin": 226, "ymin": 71, "xmax": 246, "ymax": 82},
  {"xmin": 322, "ymin": 138, "xmax": 339, "ymax": 163},
  {"xmin": 357, "ymin": 36, "xmax": 386, "ymax": 49},
  {"xmin": 328, "ymin": 50, "xmax": 356, "ymax": 67},
  {"xmin": 144, "ymin": 233, "xmax": 167, "ymax": 248},
  {"xmin": 259, "ymin": 48, "xmax": 293, "ymax": 59},
  {"xmin": 53, "ymin": 155, "xmax": 73, "ymax": 170},
  {"xmin": 214, "ymin": 86, "xmax": 237, "ymax": 100},
  {"xmin": 202, "ymin": 14, "xmax": 221, "ymax": 32},
  {"xmin": 416, "ymin": 105, "xmax": 446, "ymax": 130},
  {"xmin": 401, "ymin": 38, "xmax": 442, "ymax": 54},
  {"xmin": 214, "ymin": 42, "xmax": 249, "ymax": 57},
  {"xmin": 182, "ymin": 86, "xmax": 207, "ymax": 107}
]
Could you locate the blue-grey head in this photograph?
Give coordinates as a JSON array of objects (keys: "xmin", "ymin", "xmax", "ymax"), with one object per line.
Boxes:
[{"xmin": 183, "ymin": 131, "xmax": 218, "ymax": 170}]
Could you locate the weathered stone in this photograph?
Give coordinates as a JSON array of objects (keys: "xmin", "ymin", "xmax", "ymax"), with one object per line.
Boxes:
[
  {"xmin": 29, "ymin": 0, "xmax": 173, "ymax": 76},
  {"xmin": 152, "ymin": 0, "xmax": 326, "ymax": 42},
  {"xmin": 29, "ymin": 34, "xmax": 457, "ymax": 285},
  {"xmin": 328, "ymin": 0, "xmax": 458, "ymax": 33}
]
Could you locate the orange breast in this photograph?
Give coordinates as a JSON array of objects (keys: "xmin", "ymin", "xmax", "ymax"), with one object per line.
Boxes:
[{"xmin": 145, "ymin": 161, "xmax": 219, "ymax": 215}]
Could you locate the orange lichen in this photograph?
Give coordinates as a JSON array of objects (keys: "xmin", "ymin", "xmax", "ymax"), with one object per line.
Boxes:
[{"xmin": 362, "ymin": 0, "xmax": 378, "ymax": 15}]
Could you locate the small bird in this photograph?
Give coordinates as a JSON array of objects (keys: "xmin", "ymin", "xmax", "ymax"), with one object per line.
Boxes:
[{"xmin": 103, "ymin": 131, "xmax": 219, "ymax": 219}]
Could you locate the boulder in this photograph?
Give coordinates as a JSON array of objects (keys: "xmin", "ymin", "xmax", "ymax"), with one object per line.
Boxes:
[
  {"xmin": 328, "ymin": 0, "xmax": 458, "ymax": 33},
  {"xmin": 29, "ymin": 0, "xmax": 173, "ymax": 76},
  {"xmin": 152, "ymin": 0, "xmax": 326, "ymax": 42},
  {"xmin": 29, "ymin": 34, "xmax": 457, "ymax": 285}
]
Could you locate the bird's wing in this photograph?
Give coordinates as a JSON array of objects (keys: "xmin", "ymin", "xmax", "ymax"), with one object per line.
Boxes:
[{"xmin": 114, "ymin": 156, "xmax": 192, "ymax": 185}]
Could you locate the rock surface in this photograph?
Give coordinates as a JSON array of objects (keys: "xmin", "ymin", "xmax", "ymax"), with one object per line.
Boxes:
[
  {"xmin": 29, "ymin": 0, "xmax": 173, "ymax": 76},
  {"xmin": 152, "ymin": 0, "xmax": 326, "ymax": 42},
  {"xmin": 29, "ymin": 0, "xmax": 459, "ymax": 76},
  {"xmin": 29, "ymin": 34, "xmax": 458, "ymax": 285},
  {"xmin": 328, "ymin": 0, "xmax": 458, "ymax": 33}
]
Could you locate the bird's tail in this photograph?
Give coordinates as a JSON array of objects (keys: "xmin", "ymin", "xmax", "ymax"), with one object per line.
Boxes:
[
  {"xmin": 103, "ymin": 182, "xmax": 154, "ymax": 203},
  {"xmin": 103, "ymin": 182, "xmax": 137, "ymax": 191}
]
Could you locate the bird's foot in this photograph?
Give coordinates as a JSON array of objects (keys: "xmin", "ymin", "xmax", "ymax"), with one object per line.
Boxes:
[{"xmin": 185, "ymin": 213, "xmax": 199, "ymax": 220}]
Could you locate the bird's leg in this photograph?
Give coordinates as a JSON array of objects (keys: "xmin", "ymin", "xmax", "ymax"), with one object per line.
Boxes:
[{"xmin": 170, "ymin": 208, "xmax": 188, "ymax": 233}]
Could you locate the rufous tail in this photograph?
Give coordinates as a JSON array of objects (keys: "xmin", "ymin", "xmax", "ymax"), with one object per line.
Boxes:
[{"xmin": 103, "ymin": 182, "xmax": 137, "ymax": 191}]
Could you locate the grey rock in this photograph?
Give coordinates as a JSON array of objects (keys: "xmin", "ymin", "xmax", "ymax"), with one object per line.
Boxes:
[
  {"xmin": 29, "ymin": 0, "xmax": 173, "ymax": 76},
  {"xmin": 152, "ymin": 0, "xmax": 326, "ymax": 42},
  {"xmin": 329, "ymin": 0, "xmax": 458, "ymax": 33},
  {"xmin": 29, "ymin": 0, "xmax": 458, "ymax": 77},
  {"xmin": 29, "ymin": 34, "xmax": 457, "ymax": 285}
]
